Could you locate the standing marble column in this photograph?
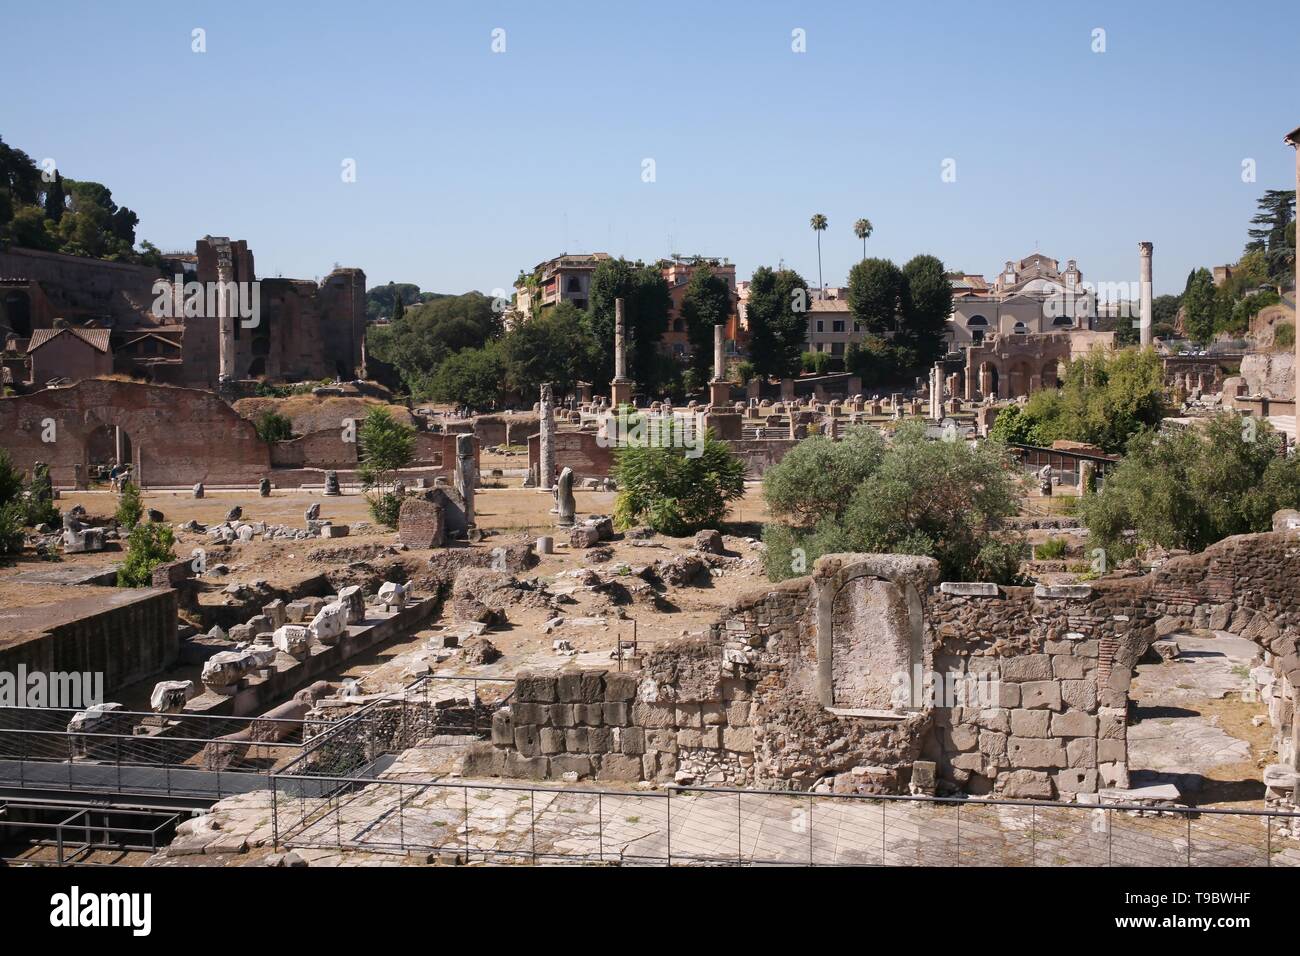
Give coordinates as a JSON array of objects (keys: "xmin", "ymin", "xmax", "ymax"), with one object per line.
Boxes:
[
  {"xmin": 214, "ymin": 238, "xmax": 236, "ymax": 382},
  {"xmin": 454, "ymin": 433, "xmax": 476, "ymax": 528},
  {"xmin": 929, "ymin": 363, "xmax": 944, "ymax": 421},
  {"xmin": 1138, "ymin": 242, "xmax": 1154, "ymax": 348},
  {"xmin": 610, "ymin": 297, "xmax": 634, "ymax": 407},
  {"xmin": 538, "ymin": 382, "xmax": 556, "ymax": 492},
  {"xmin": 708, "ymin": 324, "xmax": 730, "ymax": 407}
]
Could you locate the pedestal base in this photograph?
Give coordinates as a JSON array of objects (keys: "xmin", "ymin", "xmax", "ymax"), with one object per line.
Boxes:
[
  {"xmin": 708, "ymin": 379, "xmax": 731, "ymax": 408},
  {"xmin": 610, "ymin": 379, "xmax": 634, "ymax": 409}
]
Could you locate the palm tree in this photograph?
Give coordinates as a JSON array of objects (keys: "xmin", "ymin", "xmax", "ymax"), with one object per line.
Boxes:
[
  {"xmin": 809, "ymin": 213, "xmax": 828, "ymax": 291},
  {"xmin": 853, "ymin": 218, "xmax": 873, "ymax": 260}
]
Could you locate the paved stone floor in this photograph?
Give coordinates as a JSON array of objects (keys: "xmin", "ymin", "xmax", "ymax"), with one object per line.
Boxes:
[
  {"xmin": 1128, "ymin": 632, "xmax": 1271, "ymax": 802},
  {"xmin": 150, "ymin": 743, "xmax": 1300, "ymax": 868}
]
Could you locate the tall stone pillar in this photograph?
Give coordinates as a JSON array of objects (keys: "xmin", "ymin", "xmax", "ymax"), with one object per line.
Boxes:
[
  {"xmin": 1138, "ymin": 242, "xmax": 1154, "ymax": 348},
  {"xmin": 454, "ymin": 433, "xmax": 475, "ymax": 528},
  {"xmin": 215, "ymin": 238, "xmax": 236, "ymax": 383},
  {"xmin": 610, "ymin": 297, "xmax": 634, "ymax": 408},
  {"xmin": 708, "ymin": 324, "xmax": 730, "ymax": 407},
  {"xmin": 964, "ymin": 347, "xmax": 976, "ymax": 401},
  {"xmin": 929, "ymin": 363, "xmax": 943, "ymax": 421},
  {"xmin": 538, "ymin": 382, "xmax": 556, "ymax": 492},
  {"xmin": 1287, "ymin": 126, "xmax": 1300, "ymax": 400}
]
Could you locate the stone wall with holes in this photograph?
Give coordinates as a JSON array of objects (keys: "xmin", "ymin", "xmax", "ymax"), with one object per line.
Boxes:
[{"xmin": 470, "ymin": 523, "xmax": 1300, "ymax": 799}]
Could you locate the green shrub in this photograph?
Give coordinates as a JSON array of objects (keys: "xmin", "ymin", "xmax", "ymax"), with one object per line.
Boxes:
[
  {"xmin": 115, "ymin": 480, "xmax": 143, "ymax": 529},
  {"xmin": 255, "ymin": 411, "xmax": 295, "ymax": 442},
  {"xmin": 0, "ymin": 501, "xmax": 25, "ymax": 557},
  {"xmin": 613, "ymin": 422, "xmax": 746, "ymax": 536},
  {"xmin": 762, "ymin": 421, "xmax": 1025, "ymax": 583},
  {"xmin": 1035, "ymin": 536, "xmax": 1068, "ymax": 560},
  {"xmin": 368, "ymin": 491, "xmax": 403, "ymax": 529},
  {"xmin": 116, "ymin": 522, "xmax": 176, "ymax": 588},
  {"xmin": 801, "ymin": 351, "xmax": 832, "ymax": 375}
]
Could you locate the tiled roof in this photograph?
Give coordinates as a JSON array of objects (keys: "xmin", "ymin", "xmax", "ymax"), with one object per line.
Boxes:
[{"xmin": 26, "ymin": 327, "xmax": 112, "ymax": 354}]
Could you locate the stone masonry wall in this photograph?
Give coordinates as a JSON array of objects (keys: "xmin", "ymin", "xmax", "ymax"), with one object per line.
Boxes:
[{"xmin": 472, "ymin": 526, "xmax": 1300, "ymax": 799}]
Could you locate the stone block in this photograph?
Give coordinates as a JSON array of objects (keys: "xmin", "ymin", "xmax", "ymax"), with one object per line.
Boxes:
[
  {"xmin": 513, "ymin": 725, "xmax": 540, "ymax": 758},
  {"xmin": 1051, "ymin": 655, "xmax": 1089, "ymax": 680},
  {"xmin": 511, "ymin": 702, "xmax": 547, "ymax": 726},
  {"xmin": 722, "ymin": 727, "xmax": 754, "ymax": 752},
  {"xmin": 618, "ymin": 726, "xmax": 645, "ymax": 755},
  {"xmin": 515, "ymin": 671, "xmax": 557, "ymax": 703},
  {"xmin": 1020, "ymin": 681, "xmax": 1063, "ymax": 711},
  {"xmin": 604, "ymin": 672, "xmax": 639, "ymax": 702},
  {"xmin": 700, "ymin": 702, "xmax": 726, "ymax": 726},
  {"xmin": 1007, "ymin": 737, "xmax": 1068, "ymax": 768},
  {"xmin": 979, "ymin": 731, "xmax": 1008, "ymax": 756},
  {"xmin": 1098, "ymin": 708, "xmax": 1127, "ymax": 740},
  {"xmin": 1061, "ymin": 679, "xmax": 1097, "ymax": 712},
  {"xmin": 576, "ymin": 703, "xmax": 604, "ymax": 726},
  {"xmin": 1001, "ymin": 655, "xmax": 1053, "ymax": 682},
  {"xmin": 726, "ymin": 701, "xmax": 751, "ymax": 727},
  {"xmin": 977, "ymin": 708, "xmax": 1010, "ymax": 733},
  {"xmin": 950, "ymin": 724, "xmax": 978, "ymax": 750},
  {"xmin": 549, "ymin": 704, "xmax": 575, "ymax": 728},
  {"xmin": 462, "ymin": 742, "xmax": 503, "ymax": 777},
  {"xmin": 631, "ymin": 702, "xmax": 675, "ymax": 728},
  {"xmin": 1098, "ymin": 762, "xmax": 1130, "ymax": 788},
  {"xmin": 504, "ymin": 752, "xmax": 549, "ymax": 780},
  {"xmin": 1066, "ymin": 738, "xmax": 1097, "ymax": 769},
  {"xmin": 557, "ymin": 670, "xmax": 586, "ymax": 703},
  {"xmin": 596, "ymin": 753, "xmax": 643, "ymax": 782},
  {"xmin": 699, "ymin": 726, "xmax": 722, "ymax": 748},
  {"xmin": 1097, "ymin": 740, "xmax": 1126, "ymax": 763},
  {"xmin": 1050, "ymin": 711, "xmax": 1097, "ymax": 738},
  {"xmin": 1000, "ymin": 769, "xmax": 1054, "ymax": 799},
  {"xmin": 674, "ymin": 703, "xmax": 702, "ymax": 728},
  {"xmin": 564, "ymin": 728, "xmax": 589, "ymax": 752},
  {"xmin": 580, "ymin": 670, "xmax": 606, "ymax": 702},
  {"xmin": 939, "ymin": 582, "xmax": 1000, "ymax": 597},
  {"xmin": 1053, "ymin": 769, "xmax": 1098, "ymax": 794},
  {"xmin": 646, "ymin": 729, "xmax": 677, "ymax": 753},
  {"xmin": 586, "ymin": 726, "xmax": 613, "ymax": 752},
  {"xmin": 676, "ymin": 728, "xmax": 703, "ymax": 748},
  {"xmin": 1009, "ymin": 709, "xmax": 1050, "ymax": 738},
  {"xmin": 321, "ymin": 523, "xmax": 350, "ymax": 539},
  {"xmin": 490, "ymin": 709, "xmax": 513, "ymax": 746},
  {"xmin": 540, "ymin": 727, "xmax": 566, "ymax": 755},
  {"xmin": 602, "ymin": 702, "xmax": 629, "ymax": 726},
  {"xmin": 550, "ymin": 755, "xmax": 593, "ymax": 779}
]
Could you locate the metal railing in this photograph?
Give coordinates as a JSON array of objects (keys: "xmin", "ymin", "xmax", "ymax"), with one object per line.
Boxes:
[
  {"xmin": 268, "ymin": 776, "xmax": 1300, "ymax": 867},
  {"xmin": 0, "ymin": 705, "xmax": 316, "ymax": 801},
  {"xmin": 0, "ymin": 800, "xmax": 184, "ymax": 865}
]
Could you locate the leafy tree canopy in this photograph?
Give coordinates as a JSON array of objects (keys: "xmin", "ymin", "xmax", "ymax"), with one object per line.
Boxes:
[
  {"xmin": 612, "ymin": 423, "xmax": 746, "ymax": 536},
  {"xmin": 762, "ymin": 421, "xmax": 1025, "ymax": 584},
  {"xmin": 1080, "ymin": 414, "xmax": 1300, "ymax": 560}
]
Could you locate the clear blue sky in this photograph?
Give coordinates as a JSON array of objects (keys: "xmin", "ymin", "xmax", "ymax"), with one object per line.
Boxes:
[{"xmin": 3, "ymin": 0, "xmax": 1297, "ymax": 297}]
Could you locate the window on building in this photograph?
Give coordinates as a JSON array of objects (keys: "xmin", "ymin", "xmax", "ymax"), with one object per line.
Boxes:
[
  {"xmin": 1013, "ymin": 321, "xmax": 1028, "ymax": 334},
  {"xmin": 832, "ymin": 320, "xmax": 845, "ymax": 333},
  {"xmin": 816, "ymin": 320, "xmax": 824, "ymax": 332},
  {"xmin": 831, "ymin": 342, "xmax": 845, "ymax": 356}
]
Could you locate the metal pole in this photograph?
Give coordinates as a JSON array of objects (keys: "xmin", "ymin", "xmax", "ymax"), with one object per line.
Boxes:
[
  {"xmin": 598, "ymin": 793, "xmax": 604, "ymax": 862},
  {"xmin": 530, "ymin": 790, "xmax": 536, "ymax": 865},
  {"xmin": 1031, "ymin": 804, "xmax": 1037, "ymax": 865},
  {"xmin": 1186, "ymin": 814, "xmax": 1191, "ymax": 866},
  {"xmin": 666, "ymin": 788, "xmax": 671, "ymax": 867},
  {"xmin": 738, "ymin": 792, "xmax": 743, "ymax": 865}
]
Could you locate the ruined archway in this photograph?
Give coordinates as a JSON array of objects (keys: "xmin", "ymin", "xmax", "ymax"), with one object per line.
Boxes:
[{"xmin": 814, "ymin": 554, "xmax": 939, "ymax": 714}]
